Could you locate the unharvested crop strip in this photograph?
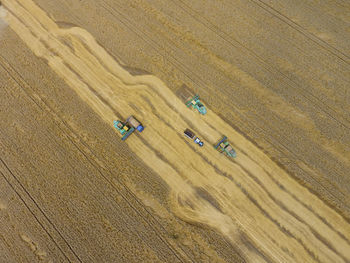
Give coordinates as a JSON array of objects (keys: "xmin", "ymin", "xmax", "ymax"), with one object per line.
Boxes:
[{"xmin": 3, "ymin": 0, "xmax": 350, "ymax": 261}]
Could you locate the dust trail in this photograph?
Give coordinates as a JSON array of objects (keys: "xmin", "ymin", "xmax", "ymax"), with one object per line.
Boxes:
[{"xmin": 3, "ymin": 0, "xmax": 350, "ymax": 262}]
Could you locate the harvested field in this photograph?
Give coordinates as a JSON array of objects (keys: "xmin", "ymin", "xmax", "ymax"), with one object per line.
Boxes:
[{"xmin": 1, "ymin": 0, "xmax": 350, "ymax": 262}]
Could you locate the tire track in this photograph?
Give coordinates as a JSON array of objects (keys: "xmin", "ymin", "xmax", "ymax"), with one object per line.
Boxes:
[
  {"xmin": 99, "ymin": 0, "xmax": 350, "ymax": 217},
  {"xmin": 0, "ymin": 160, "xmax": 79, "ymax": 263},
  {"xmin": 100, "ymin": 0, "xmax": 350, "ymax": 176},
  {"xmin": 141, "ymin": 83, "xmax": 350, "ymax": 251},
  {"xmin": 250, "ymin": 0, "xmax": 350, "ymax": 63},
  {"xmin": 3, "ymin": 0, "xmax": 350, "ymax": 261},
  {"xmin": 0, "ymin": 58, "xmax": 82, "ymax": 263},
  {"xmin": 1, "ymin": 3, "xmax": 272, "ymax": 262},
  {"xmin": 168, "ymin": 0, "xmax": 350, "ymax": 127},
  {"xmin": 58, "ymin": 8, "xmax": 350, "ymax": 262},
  {"xmin": 99, "ymin": 0, "xmax": 350, "ymax": 220},
  {"xmin": 0, "ymin": 55, "xmax": 194, "ymax": 263}
]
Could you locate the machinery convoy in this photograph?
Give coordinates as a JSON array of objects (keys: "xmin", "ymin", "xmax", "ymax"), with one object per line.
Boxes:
[{"xmin": 113, "ymin": 93, "xmax": 237, "ymax": 158}]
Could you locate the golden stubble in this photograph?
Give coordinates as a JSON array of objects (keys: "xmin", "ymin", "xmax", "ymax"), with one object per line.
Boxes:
[{"xmin": 3, "ymin": 0, "xmax": 350, "ymax": 262}]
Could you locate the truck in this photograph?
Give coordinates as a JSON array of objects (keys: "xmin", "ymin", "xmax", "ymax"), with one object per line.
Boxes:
[{"xmin": 184, "ymin": 128, "xmax": 204, "ymax": 147}]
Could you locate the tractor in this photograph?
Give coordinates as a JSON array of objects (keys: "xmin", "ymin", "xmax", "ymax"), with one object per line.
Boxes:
[
  {"xmin": 113, "ymin": 116, "xmax": 144, "ymax": 141},
  {"xmin": 214, "ymin": 136, "xmax": 236, "ymax": 158},
  {"xmin": 185, "ymin": 94, "xmax": 207, "ymax": 115}
]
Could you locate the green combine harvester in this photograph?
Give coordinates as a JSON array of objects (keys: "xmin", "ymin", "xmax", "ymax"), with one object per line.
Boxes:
[
  {"xmin": 214, "ymin": 136, "xmax": 237, "ymax": 158},
  {"xmin": 113, "ymin": 115, "xmax": 144, "ymax": 141},
  {"xmin": 185, "ymin": 94, "xmax": 207, "ymax": 115}
]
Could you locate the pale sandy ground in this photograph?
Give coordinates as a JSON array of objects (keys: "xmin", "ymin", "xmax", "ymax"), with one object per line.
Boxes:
[{"xmin": 1, "ymin": 0, "xmax": 350, "ymax": 262}]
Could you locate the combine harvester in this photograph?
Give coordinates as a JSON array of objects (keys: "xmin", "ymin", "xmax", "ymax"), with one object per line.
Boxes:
[
  {"xmin": 185, "ymin": 94, "xmax": 207, "ymax": 115},
  {"xmin": 177, "ymin": 85, "xmax": 207, "ymax": 115},
  {"xmin": 214, "ymin": 136, "xmax": 237, "ymax": 158},
  {"xmin": 113, "ymin": 116, "xmax": 144, "ymax": 141}
]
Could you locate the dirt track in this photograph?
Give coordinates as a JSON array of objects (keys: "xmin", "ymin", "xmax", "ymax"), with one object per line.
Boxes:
[{"xmin": 1, "ymin": 0, "xmax": 350, "ymax": 262}]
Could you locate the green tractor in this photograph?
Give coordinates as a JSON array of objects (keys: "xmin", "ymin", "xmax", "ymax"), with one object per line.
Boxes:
[
  {"xmin": 185, "ymin": 94, "xmax": 207, "ymax": 115},
  {"xmin": 214, "ymin": 136, "xmax": 237, "ymax": 158}
]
